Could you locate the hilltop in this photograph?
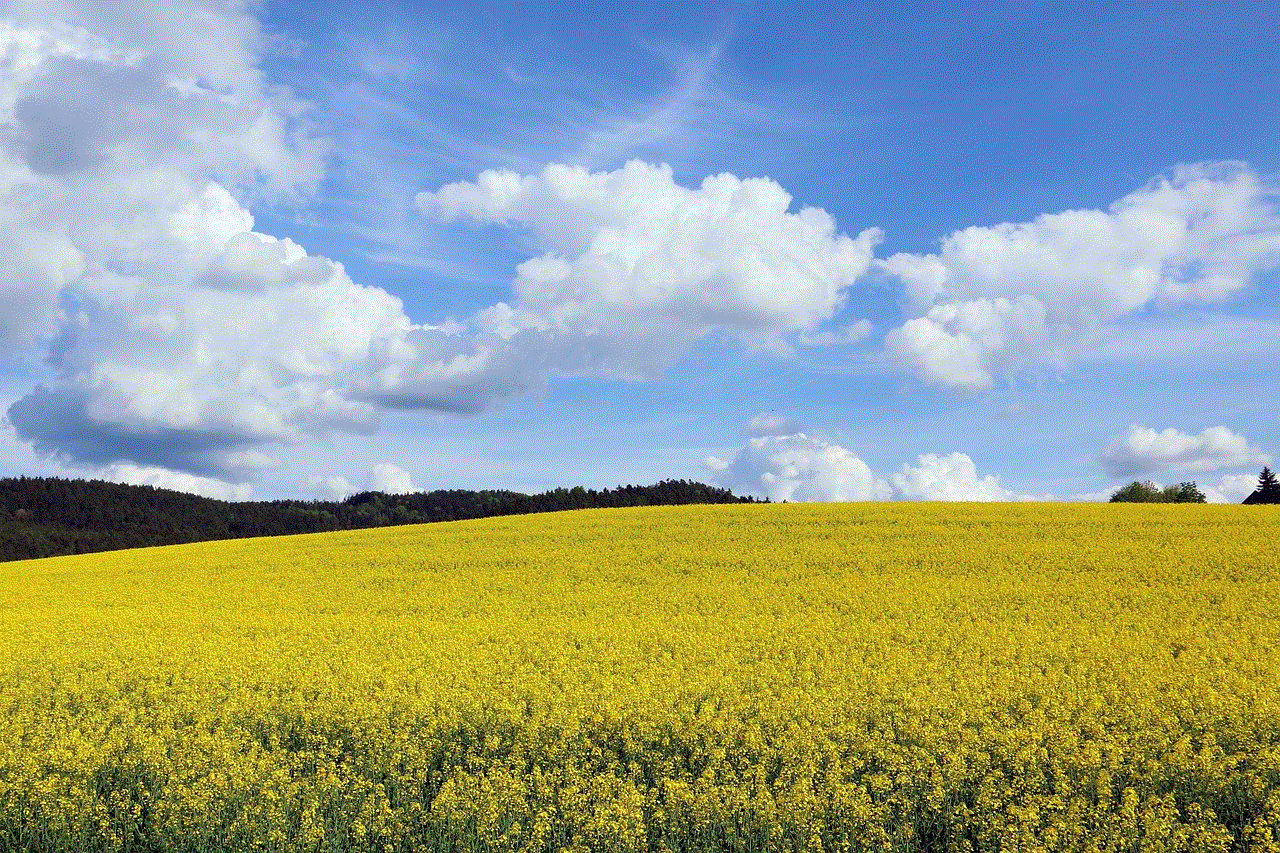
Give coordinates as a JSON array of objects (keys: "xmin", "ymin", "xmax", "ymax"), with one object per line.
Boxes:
[
  {"xmin": 0, "ymin": 476, "xmax": 756, "ymax": 562},
  {"xmin": 2, "ymin": 503, "xmax": 1278, "ymax": 850}
]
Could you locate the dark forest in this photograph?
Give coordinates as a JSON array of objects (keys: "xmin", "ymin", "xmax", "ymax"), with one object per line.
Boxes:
[{"xmin": 0, "ymin": 477, "xmax": 758, "ymax": 562}]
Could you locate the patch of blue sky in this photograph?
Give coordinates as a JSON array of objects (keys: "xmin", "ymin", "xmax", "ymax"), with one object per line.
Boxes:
[{"xmin": 1, "ymin": 1, "xmax": 1277, "ymax": 502}]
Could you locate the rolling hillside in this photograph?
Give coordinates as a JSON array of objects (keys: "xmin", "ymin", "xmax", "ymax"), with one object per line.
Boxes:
[
  {"xmin": 0, "ymin": 475, "xmax": 756, "ymax": 561},
  {"xmin": 3, "ymin": 503, "xmax": 1279, "ymax": 851}
]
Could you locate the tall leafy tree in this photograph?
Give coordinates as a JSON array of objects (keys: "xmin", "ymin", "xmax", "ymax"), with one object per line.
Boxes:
[
  {"xmin": 1110, "ymin": 481, "xmax": 1162, "ymax": 502},
  {"xmin": 1162, "ymin": 482, "xmax": 1207, "ymax": 503}
]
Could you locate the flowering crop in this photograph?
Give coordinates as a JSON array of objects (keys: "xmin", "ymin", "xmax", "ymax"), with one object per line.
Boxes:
[{"xmin": 1, "ymin": 502, "xmax": 1279, "ymax": 852}]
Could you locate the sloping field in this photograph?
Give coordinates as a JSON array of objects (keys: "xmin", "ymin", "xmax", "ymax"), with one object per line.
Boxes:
[{"xmin": 2, "ymin": 503, "xmax": 1279, "ymax": 852}]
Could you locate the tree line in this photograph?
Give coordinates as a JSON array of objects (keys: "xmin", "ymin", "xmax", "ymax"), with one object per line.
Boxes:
[
  {"xmin": 1109, "ymin": 466, "xmax": 1280, "ymax": 504},
  {"xmin": 0, "ymin": 477, "xmax": 758, "ymax": 562}
]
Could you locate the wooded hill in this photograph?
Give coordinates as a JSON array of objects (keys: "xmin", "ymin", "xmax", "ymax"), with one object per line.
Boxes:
[{"xmin": 0, "ymin": 476, "xmax": 758, "ymax": 562}]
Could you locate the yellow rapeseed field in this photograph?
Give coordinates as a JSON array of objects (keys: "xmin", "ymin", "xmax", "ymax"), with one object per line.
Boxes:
[{"xmin": 2, "ymin": 502, "xmax": 1279, "ymax": 852}]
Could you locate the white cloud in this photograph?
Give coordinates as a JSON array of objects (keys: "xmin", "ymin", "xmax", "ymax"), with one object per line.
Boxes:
[
  {"xmin": 0, "ymin": 6, "xmax": 411, "ymax": 482},
  {"xmin": 47, "ymin": 2, "xmax": 273, "ymax": 101},
  {"xmin": 295, "ymin": 158, "xmax": 886, "ymax": 420},
  {"xmin": 366, "ymin": 161, "xmax": 881, "ymax": 416},
  {"xmin": 1100, "ymin": 424, "xmax": 1271, "ymax": 477},
  {"xmin": 306, "ymin": 474, "xmax": 355, "ymax": 501},
  {"xmin": 7, "ymin": 12, "xmax": 883, "ymax": 487},
  {"xmin": 881, "ymin": 163, "xmax": 1280, "ymax": 391},
  {"xmin": 745, "ymin": 413, "xmax": 803, "ymax": 438},
  {"xmin": 411, "ymin": 160, "xmax": 880, "ymax": 379},
  {"xmin": 369, "ymin": 463, "xmax": 415, "ymax": 494},
  {"xmin": 1204, "ymin": 473, "xmax": 1262, "ymax": 504},
  {"xmin": 6, "ymin": 219, "xmax": 412, "ymax": 479},
  {"xmin": 306, "ymin": 464, "xmax": 416, "ymax": 499},
  {"xmin": 890, "ymin": 452, "xmax": 1029, "ymax": 501},
  {"xmin": 99, "ymin": 462, "xmax": 253, "ymax": 501},
  {"xmin": 705, "ymin": 433, "xmax": 889, "ymax": 502},
  {"xmin": 711, "ymin": 414, "xmax": 1044, "ymax": 504},
  {"xmin": 706, "ymin": 430, "xmax": 1037, "ymax": 504}
]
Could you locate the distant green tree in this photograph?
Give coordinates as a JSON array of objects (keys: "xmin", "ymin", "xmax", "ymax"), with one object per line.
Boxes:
[
  {"xmin": 1111, "ymin": 480, "xmax": 1206, "ymax": 503},
  {"xmin": 1161, "ymin": 482, "xmax": 1206, "ymax": 503},
  {"xmin": 1110, "ymin": 481, "xmax": 1162, "ymax": 502}
]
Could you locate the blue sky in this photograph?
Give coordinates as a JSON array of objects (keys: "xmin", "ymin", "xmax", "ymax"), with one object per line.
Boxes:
[{"xmin": 1, "ymin": 1, "xmax": 1277, "ymax": 502}]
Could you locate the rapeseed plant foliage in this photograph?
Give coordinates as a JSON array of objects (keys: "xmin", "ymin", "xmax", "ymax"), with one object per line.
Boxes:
[{"xmin": 1, "ymin": 503, "xmax": 1278, "ymax": 851}]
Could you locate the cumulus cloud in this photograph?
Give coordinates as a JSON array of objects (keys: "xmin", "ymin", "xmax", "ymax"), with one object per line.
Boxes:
[
  {"xmin": 0, "ymin": 5, "xmax": 410, "ymax": 485},
  {"xmin": 890, "ymin": 452, "xmax": 1029, "ymax": 501},
  {"xmin": 4, "ymin": 7, "xmax": 877, "ymax": 492},
  {"xmin": 881, "ymin": 163, "xmax": 1280, "ymax": 391},
  {"xmin": 99, "ymin": 462, "xmax": 253, "ymax": 501},
  {"xmin": 1204, "ymin": 473, "xmax": 1264, "ymax": 504},
  {"xmin": 356, "ymin": 161, "xmax": 882, "ymax": 416},
  {"xmin": 369, "ymin": 463, "xmax": 415, "ymax": 494},
  {"xmin": 709, "ymin": 419, "xmax": 1035, "ymax": 503},
  {"xmin": 705, "ymin": 433, "xmax": 888, "ymax": 502},
  {"xmin": 413, "ymin": 160, "xmax": 880, "ymax": 372},
  {"xmin": 5, "ymin": 210, "xmax": 411, "ymax": 479},
  {"xmin": 1100, "ymin": 424, "xmax": 1271, "ymax": 477},
  {"xmin": 306, "ymin": 474, "xmax": 355, "ymax": 501},
  {"xmin": 306, "ymin": 464, "xmax": 416, "ymax": 499}
]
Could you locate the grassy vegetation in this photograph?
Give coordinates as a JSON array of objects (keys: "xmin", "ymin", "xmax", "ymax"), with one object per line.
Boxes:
[{"xmin": 2, "ymin": 503, "xmax": 1279, "ymax": 851}]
